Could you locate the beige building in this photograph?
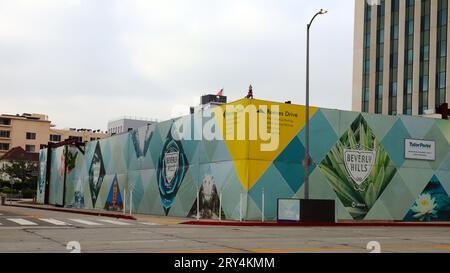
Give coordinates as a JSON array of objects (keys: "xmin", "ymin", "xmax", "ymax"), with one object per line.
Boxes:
[
  {"xmin": 0, "ymin": 113, "xmax": 107, "ymax": 157},
  {"xmin": 353, "ymin": 0, "xmax": 450, "ymax": 116}
]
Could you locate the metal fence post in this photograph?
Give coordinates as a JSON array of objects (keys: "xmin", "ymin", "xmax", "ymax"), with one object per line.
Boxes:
[
  {"xmin": 196, "ymin": 185, "xmax": 200, "ymax": 221},
  {"xmin": 123, "ymin": 188, "xmax": 126, "ymax": 215},
  {"xmin": 239, "ymin": 190, "xmax": 243, "ymax": 222},
  {"xmin": 129, "ymin": 190, "xmax": 133, "ymax": 215},
  {"xmin": 219, "ymin": 191, "xmax": 222, "ymax": 221},
  {"xmin": 262, "ymin": 188, "xmax": 265, "ymax": 222}
]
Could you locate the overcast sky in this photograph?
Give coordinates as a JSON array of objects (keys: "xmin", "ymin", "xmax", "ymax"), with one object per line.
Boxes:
[{"xmin": 0, "ymin": 0, "xmax": 355, "ymax": 131}]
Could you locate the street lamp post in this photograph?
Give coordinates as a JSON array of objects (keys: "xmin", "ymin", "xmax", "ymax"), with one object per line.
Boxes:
[
  {"xmin": 305, "ymin": 9, "xmax": 327, "ymax": 200},
  {"xmin": 10, "ymin": 180, "xmax": 15, "ymax": 204}
]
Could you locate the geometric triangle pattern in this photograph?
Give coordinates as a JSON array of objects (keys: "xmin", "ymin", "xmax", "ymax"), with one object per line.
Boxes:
[
  {"xmin": 380, "ymin": 119, "xmax": 410, "ymax": 168},
  {"xmin": 273, "ymin": 136, "xmax": 306, "ymax": 193},
  {"xmin": 424, "ymin": 124, "xmax": 450, "ymax": 170}
]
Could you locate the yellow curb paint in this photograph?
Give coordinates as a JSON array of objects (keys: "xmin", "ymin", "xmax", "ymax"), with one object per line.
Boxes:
[
  {"xmin": 247, "ymin": 247, "xmax": 353, "ymax": 253},
  {"xmin": 168, "ymin": 249, "xmax": 243, "ymax": 254}
]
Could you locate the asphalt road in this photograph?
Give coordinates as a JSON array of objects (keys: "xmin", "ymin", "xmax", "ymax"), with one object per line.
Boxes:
[{"xmin": 0, "ymin": 205, "xmax": 450, "ymax": 253}]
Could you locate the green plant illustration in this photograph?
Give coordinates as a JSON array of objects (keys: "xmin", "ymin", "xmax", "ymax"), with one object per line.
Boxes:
[
  {"xmin": 64, "ymin": 147, "xmax": 78, "ymax": 173},
  {"xmin": 319, "ymin": 115, "xmax": 397, "ymax": 220}
]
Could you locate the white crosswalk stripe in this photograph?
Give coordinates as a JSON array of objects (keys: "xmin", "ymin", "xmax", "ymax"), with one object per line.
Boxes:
[
  {"xmin": 98, "ymin": 219, "xmax": 132, "ymax": 225},
  {"xmin": 39, "ymin": 218, "xmax": 70, "ymax": 226},
  {"xmin": 7, "ymin": 218, "xmax": 38, "ymax": 226},
  {"xmin": 0, "ymin": 217, "xmax": 161, "ymax": 227},
  {"xmin": 68, "ymin": 219, "xmax": 103, "ymax": 226}
]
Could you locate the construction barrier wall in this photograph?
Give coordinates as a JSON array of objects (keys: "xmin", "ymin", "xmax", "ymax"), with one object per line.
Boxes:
[{"xmin": 37, "ymin": 99, "xmax": 450, "ymax": 221}]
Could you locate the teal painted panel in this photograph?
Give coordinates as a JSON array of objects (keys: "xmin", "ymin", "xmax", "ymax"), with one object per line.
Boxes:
[
  {"xmin": 400, "ymin": 115, "xmax": 434, "ymax": 139},
  {"xmin": 380, "ymin": 119, "xmax": 410, "ymax": 168},
  {"xmin": 424, "ymin": 125, "xmax": 450, "ymax": 170},
  {"xmin": 320, "ymin": 108, "xmax": 340, "ymax": 136},
  {"xmin": 362, "ymin": 112, "xmax": 397, "ymax": 140},
  {"xmin": 249, "ymin": 164, "xmax": 295, "ymax": 220}
]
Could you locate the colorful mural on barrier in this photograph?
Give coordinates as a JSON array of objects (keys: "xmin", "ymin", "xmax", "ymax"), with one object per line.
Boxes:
[
  {"xmin": 319, "ymin": 114, "xmax": 397, "ymax": 220},
  {"xmin": 104, "ymin": 175, "xmax": 124, "ymax": 211},
  {"xmin": 36, "ymin": 150, "xmax": 47, "ymax": 204},
  {"xmin": 37, "ymin": 99, "xmax": 450, "ymax": 221},
  {"xmin": 404, "ymin": 175, "xmax": 450, "ymax": 221}
]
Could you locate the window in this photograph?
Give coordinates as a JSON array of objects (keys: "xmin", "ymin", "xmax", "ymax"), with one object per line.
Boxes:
[
  {"xmin": 69, "ymin": 136, "xmax": 83, "ymax": 142},
  {"xmin": 0, "ymin": 118, "xmax": 11, "ymax": 125},
  {"xmin": 407, "ymin": 20, "xmax": 414, "ymax": 35},
  {"xmin": 422, "ymin": 76, "xmax": 429, "ymax": 91},
  {"xmin": 392, "ymin": 25, "xmax": 399, "ymax": 39},
  {"xmin": 0, "ymin": 130, "xmax": 10, "ymax": 138},
  {"xmin": 436, "ymin": 0, "xmax": 448, "ymax": 107},
  {"xmin": 389, "ymin": 0, "xmax": 400, "ymax": 116},
  {"xmin": 419, "ymin": 0, "xmax": 431, "ymax": 115},
  {"xmin": 407, "ymin": 49, "xmax": 414, "ymax": 64},
  {"xmin": 25, "ymin": 145, "xmax": 35, "ymax": 153},
  {"xmin": 362, "ymin": 2, "xmax": 372, "ymax": 113},
  {"xmin": 406, "ymin": 79, "xmax": 413, "ymax": 94},
  {"xmin": 26, "ymin": 132, "xmax": 36, "ymax": 140},
  {"xmin": 374, "ymin": 0, "xmax": 385, "ymax": 114},
  {"xmin": 90, "ymin": 137, "xmax": 96, "ymax": 141},
  {"xmin": 438, "ymin": 72, "xmax": 446, "ymax": 88},
  {"xmin": 50, "ymin": 134, "xmax": 61, "ymax": 142},
  {"xmin": 0, "ymin": 143, "xmax": 10, "ymax": 151},
  {"xmin": 403, "ymin": 0, "xmax": 415, "ymax": 115}
]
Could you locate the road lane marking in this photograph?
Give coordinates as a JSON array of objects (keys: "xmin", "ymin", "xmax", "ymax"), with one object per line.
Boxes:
[
  {"xmin": 248, "ymin": 247, "xmax": 354, "ymax": 253},
  {"xmin": 98, "ymin": 219, "xmax": 132, "ymax": 225},
  {"xmin": 68, "ymin": 219, "xmax": 103, "ymax": 226},
  {"xmin": 170, "ymin": 249, "xmax": 243, "ymax": 254},
  {"xmin": 139, "ymin": 222, "xmax": 161, "ymax": 226},
  {"xmin": 433, "ymin": 245, "xmax": 450, "ymax": 249},
  {"xmin": 39, "ymin": 218, "xmax": 70, "ymax": 226},
  {"xmin": 7, "ymin": 218, "xmax": 38, "ymax": 226}
]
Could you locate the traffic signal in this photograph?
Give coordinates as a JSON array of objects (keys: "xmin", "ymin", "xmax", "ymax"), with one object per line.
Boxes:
[{"xmin": 436, "ymin": 103, "xmax": 449, "ymax": 120}]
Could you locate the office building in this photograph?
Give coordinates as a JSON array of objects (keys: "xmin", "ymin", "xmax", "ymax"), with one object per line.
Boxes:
[
  {"xmin": 107, "ymin": 117, "xmax": 157, "ymax": 136},
  {"xmin": 353, "ymin": 0, "xmax": 449, "ymax": 116}
]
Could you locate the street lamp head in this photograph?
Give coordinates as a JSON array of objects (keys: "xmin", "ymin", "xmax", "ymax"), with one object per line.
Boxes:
[{"xmin": 308, "ymin": 9, "xmax": 328, "ymax": 27}]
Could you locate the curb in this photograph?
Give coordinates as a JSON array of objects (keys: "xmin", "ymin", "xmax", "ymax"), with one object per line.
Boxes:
[
  {"xmin": 5, "ymin": 204, "xmax": 137, "ymax": 221},
  {"xmin": 181, "ymin": 220, "xmax": 450, "ymax": 227}
]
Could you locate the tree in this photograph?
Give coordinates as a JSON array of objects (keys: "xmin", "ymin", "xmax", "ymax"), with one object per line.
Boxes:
[{"xmin": 0, "ymin": 160, "xmax": 38, "ymax": 194}]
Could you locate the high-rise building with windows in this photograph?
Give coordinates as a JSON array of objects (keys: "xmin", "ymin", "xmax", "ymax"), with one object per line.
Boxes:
[{"xmin": 353, "ymin": 0, "xmax": 449, "ymax": 116}]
